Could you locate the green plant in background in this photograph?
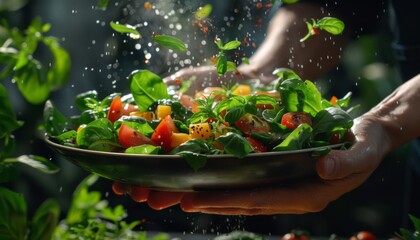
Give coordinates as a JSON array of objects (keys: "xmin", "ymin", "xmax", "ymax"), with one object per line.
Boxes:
[
  {"xmin": 53, "ymin": 175, "xmax": 169, "ymax": 240},
  {"xmin": 0, "ymin": 13, "xmax": 66, "ymax": 240}
]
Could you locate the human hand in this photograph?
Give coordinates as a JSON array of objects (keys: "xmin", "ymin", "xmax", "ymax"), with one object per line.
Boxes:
[{"xmin": 112, "ymin": 113, "xmax": 388, "ymax": 215}]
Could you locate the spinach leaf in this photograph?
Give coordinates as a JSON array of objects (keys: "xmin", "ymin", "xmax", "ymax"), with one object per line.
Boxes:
[
  {"xmin": 0, "ymin": 84, "xmax": 21, "ymax": 137},
  {"xmin": 152, "ymin": 35, "xmax": 187, "ymax": 52},
  {"xmin": 278, "ymin": 78, "xmax": 323, "ymax": 117},
  {"xmin": 0, "ymin": 186, "xmax": 27, "ymax": 240},
  {"xmin": 312, "ymin": 107, "xmax": 353, "ymax": 137},
  {"xmin": 76, "ymin": 118, "xmax": 115, "ymax": 149},
  {"xmin": 129, "ymin": 70, "xmax": 169, "ymax": 112},
  {"xmin": 273, "ymin": 123, "xmax": 313, "ymax": 151},
  {"xmin": 125, "ymin": 145, "xmax": 162, "ymax": 154},
  {"xmin": 216, "ymin": 132, "xmax": 253, "ymax": 158},
  {"xmin": 115, "ymin": 116, "xmax": 154, "ymax": 137},
  {"xmin": 28, "ymin": 199, "xmax": 60, "ymax": 240},
  {"xmin": 43, "ymin": 100, "xmax": 71, "ymax": 136}
]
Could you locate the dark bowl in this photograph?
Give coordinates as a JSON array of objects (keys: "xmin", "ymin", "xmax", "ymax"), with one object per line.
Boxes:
[{"xmin": 46, "ymin": 138, "xmax": 343, "ymax": 192}]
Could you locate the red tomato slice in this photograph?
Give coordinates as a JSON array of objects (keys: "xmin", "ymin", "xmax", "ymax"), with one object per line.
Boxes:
[
  {"xmin": 151, "ymin": 115, "xmax": 178, "ymax": 152},
  {"xmin": 280, "ymin": 112, "xmax": 312, "ymax": 130},
  {"xmin": 118, "ymin": 123, "xmax": 155, "ymax": 148},
  {"xmin": 234, "ymin": 113, "xmax": 271, "ymax": 135},
  {"xmin": 108, "ymin": 96, "xmax": 138, "ymax": 122},
  {"xmin": 245, "ymin": 137, "xmax": 267, "ymax": 153}
]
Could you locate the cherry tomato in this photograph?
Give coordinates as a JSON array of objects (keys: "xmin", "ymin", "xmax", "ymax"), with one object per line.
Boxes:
[
  {"xmin": 246, "ymin": 137, "xmax": 267, "ymax": 153},
  {"xmin": 234, "ymin": 113, "xmax": 271, "ymax": 135},
  {"xmin": 329, "ymin": 131, "xmax": 341, "ymax": 144},
  {"xmin": 112, "ymin": 182, "xmax": 131, "ymax": 195},
  {"xmin": 108, "ymin": 96, "xmax": 138, "ymax": 122},
  {"xmin": 350, "ymin": 231, "xmax": 377, "ymax": 240},
  {"xmin": 281, "ymin": 232, "xmax": 309, "ymax": 240},
  {"xmin": 280, "ymin": 112, "xmax": 312, "ymax": 130},
  {"xmin": 118, "ymin": 123, "xmax": 155, "ymax": 149},
  {"xmin": 151, "ymin": 115, "xmax": 179, "ymax": 152}
]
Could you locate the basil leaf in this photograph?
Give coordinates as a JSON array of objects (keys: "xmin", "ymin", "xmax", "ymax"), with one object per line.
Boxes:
[
  {"xmin": 0, "ymin": 84, "xmax": 20, "ymax": 136},
  {"xmin": 28, "ymin": 199, "xmax": 60, "ymax": 240},
  {"xmin": 216, "ymin": 53, "xmax": 228, "ymax": 76},
  {"xmin": 75, "ymin": 90, "xmax": 98, "ymax": 111},
  {"xmin": 312, "ymin": 107, "xmax": 353, "ymax": 137},
  {"xmin": 76, "ymin": 118, "xmax": 115, "ymax": 149},
  {"xmin": 278, "ymin": 78, "xmax": 323, "ymax": 117},
  {"xmin": 195, "ymin": 4, "xmax": 212, "ymax": 20},
  {"xmin": 115, "ymin": 116, "xmax": 154, "ymax": 137},
  {"xmin": 13, "ymin": 155, "xmax": 60, "ymax": 174},
  {"xmin": 152, "ymin": 35, "xmax": 187, "ymax": 52},
  {"xmin": 129, "ymin": 69, "xmax": 169, "ymax": 112},
  {"xmin": 317, "ymin": 17, "xmax": 345, "ymax": 35},
  {"xmin": 109, "ymin": 21, "xmax": 141, "ymax": 37},
  {"xmin": 125, "ymin": 145, "xmax": 161, "ymax": 154},
  {"xmin": 43, "ymin": 100, "xmax": 71, "ymax": 136},
  {"xmin": 178, "ymin": 152, "xmax": 207, "ymax": 171},
  {"xmin": 0, "ymin": 186, "xmax": 27, "ymax": 240},
  {"xmin": 224, "ymin": 107, "xmax": 245, "ymax": 126},
  {"xmin": 216, "ymin": 132, "xmax": 253, "ymax": 158},
  {"xmin": 273, "ymin": 123, "xmax": 313, "ymax": 151},
  {"xmin": 221, "ymin": 40, "xmax": 241, "ymax": 51}
]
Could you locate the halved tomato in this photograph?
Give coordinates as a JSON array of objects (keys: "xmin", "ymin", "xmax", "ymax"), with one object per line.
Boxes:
[
  {"xmin": 245, "ymin": 137, "xmax": 267, "ymax": 153},
  {"xmin": 234, "ymin": 113, "xmax": 271, "ymax": 135},
  {"xmin": 280, "ymin": 112, "xmax": 312, "ymax": 130},
  {"xmin": 108, "ymin": 96, "xmax": 138, "ymax": 122},
  {"xmin": 118, "ymin": 123, "xmax": 155, "ymax": 148},
  {"xmin": 151, "ymin": 115, "xmax": 179, "ymax": 152}
]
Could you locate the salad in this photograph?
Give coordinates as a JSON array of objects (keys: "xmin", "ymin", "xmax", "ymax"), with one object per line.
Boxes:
[{"xmin": 44, "ymin": 68, "xmax": 354, "ymax": 162}]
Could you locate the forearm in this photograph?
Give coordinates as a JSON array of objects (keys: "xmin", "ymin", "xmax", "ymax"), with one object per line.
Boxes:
[
  {"xmin": 238, "ymin": 2, "xmax": 349, "ymax": 82},
  {"xmin": 368, "ymin": 74, "xmax": 420, "ymax": 155}
]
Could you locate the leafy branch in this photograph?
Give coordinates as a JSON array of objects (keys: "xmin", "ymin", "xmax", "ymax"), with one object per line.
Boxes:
[
  {"xmin": 300, "ymin": 17, "xmax": 345, "ymax": 42},
  {"xmin": 213, "ymin": 37, "xmax": 241, "ymax": 76}
]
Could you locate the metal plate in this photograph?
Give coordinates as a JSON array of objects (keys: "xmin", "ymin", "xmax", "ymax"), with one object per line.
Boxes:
[{"xmin": 46, "ymin": 138, "xmax": 344, "ymax": 192}]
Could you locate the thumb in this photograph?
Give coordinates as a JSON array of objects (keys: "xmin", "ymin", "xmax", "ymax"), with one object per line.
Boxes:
[{"xmin": 316, "ymin": 150, "xmax": 355, "ymax": 180}]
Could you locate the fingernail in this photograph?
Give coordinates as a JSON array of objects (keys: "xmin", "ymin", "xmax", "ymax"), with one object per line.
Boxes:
[{"xmin": 324, "ymin": 158, "xmax": 335, "ymax": 178}]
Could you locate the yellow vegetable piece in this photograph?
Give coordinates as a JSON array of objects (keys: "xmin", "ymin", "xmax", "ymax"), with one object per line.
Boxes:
[
  {"xmin": 189, "ymin": 123, "xmax": 212, "ymax": 140},
  {"xmin": 232, "ymin": 84, "xmax": 251, "ymax": 96},
  {"xmin": 130, "ymin": 111, "xmax": 156, "ymax": 120},
  {"xmin": 170, "ymin": 133, "xmax": 191, "ymax": 148},
  {"xmin": 156, "ymin": 105, "xmax": 172, "ymax": 119}
]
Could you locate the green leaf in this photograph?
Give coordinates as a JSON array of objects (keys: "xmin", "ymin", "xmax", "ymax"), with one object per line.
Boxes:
[
  {"xmin": 273, "ymin": 123, "xmax": 313, "ymax": 151},
  {"xmin": 28, "ymin": 199, "xmax": 60, "ymax": 240},
  {"xmin": 152, "ymin": 35, "xmax": 187, "ymax": 52},
  {"xmin": 75, "ymin": 90, "xmax": 99, "ymax": 111},
  {"xmin": 216, "ymin": 53, "xmax": 227, "ymax": 76},
  {"xmin": 0, "ymin": 163, "xmax": 20, "ymax": 184},
  {"xmin": 129, "ymin": 69, "xmax": 169, "ymax": 112},
  {"xmin": 76, "ymin": 118, "xmax": 115, "ymax": 149},
  {"xmin": 220, "ymin": 40, "xmax": 241, "ymax": 51},
  {"xmin": 278, "ymin": 78, "xmax": 323, "ymax": 117},
  {"xmin": 281, "ymin": 0, "xmax": 299, "ymax": 4},
  {"xmin": 125, "ymin": 145, "xmax": 161, "ymax": 154},
  {"xmin": 178, "ymin": 152, "xmax": 207, "ymax": 171},
  {"xmin": 273, "ymin": 68, "xmax": 301, "ymax": 82},
  {"xmin": 43, "ymin": 100, "xmax": 71, "ymax": 136},
  {"xmin": 115, "ymin": 116, "xmax": 155, "ymax": 137},
  {"xmin": 195, "ymin": 4, "xmax": 212, "ymax": 20},
  {"xmin": 0, "ymin": 84, "xmax": 21, "ymax": 136},
  {"xmin": 312, "ymin": 107, "xmax": 353, "ymax": 137},
  {"xmin": 96, "ymin": 0, "xmax": 110, "ymax": 10},
  {"xmin": 110, "ymin": 21, "xmax": 141, "ymax": 38},
  {"xmin": 224, "ymin": 107, "xmax": 245, "ymax": 126},
  {"xmin": 0, "ymin": 186, "xmax": 27, "ymax": 240},
  {"xmin": 12, "ymin": 155, "xmax": 60, "ymax": 174},
  {"xmin": 100, "ymin": 205, "xmax": 126, "ymax": 222},
  {"xmin": 216, "ymin": 132, "xmax": 253, "ymax": 158},
  {"xmin": 43, "ymin": 36, "xmax": 71, "ymax": 90},
  {"xmin": 317, "ymin": 17, "xmax": 345, "ymax": 35},
  {"xmin": 226, "ymin": 61, "xmax": 238, "ymax": 73}
]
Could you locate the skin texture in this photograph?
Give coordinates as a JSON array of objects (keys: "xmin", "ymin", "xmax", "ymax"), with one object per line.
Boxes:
[{"xmin": 113, "ymin": 2, "xmax": 420, "ymax": 215}]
